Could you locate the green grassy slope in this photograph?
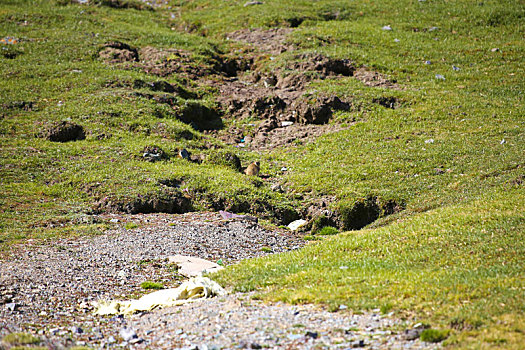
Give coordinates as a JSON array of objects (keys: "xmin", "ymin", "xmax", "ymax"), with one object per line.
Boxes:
[{"xmin": 1, "ymin": 0, "xmax": 524, "ymax": 347}]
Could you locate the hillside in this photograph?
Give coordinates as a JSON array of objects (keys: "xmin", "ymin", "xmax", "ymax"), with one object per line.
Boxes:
[{"xmin": 1, "ymin": 0, "xmax": 524, "ymax": 348}]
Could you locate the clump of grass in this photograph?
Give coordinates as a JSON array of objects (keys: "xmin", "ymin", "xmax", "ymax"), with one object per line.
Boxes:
[
  {"xmin": 380, "ymin": 303, "xmax": 393, "ymax": 314},
  {"xmin": 261, "ymin": 246, "xmax": 272, "ymax": 253},
  {"xmin": 1, "ymin": 332, "xmax": 41, "ymax": 346},
  {"xmin": 420, "ymin": 329, "xmax": 450, "ymax": 343},
  {"xmin": 318, "ymin": 226, "xmax": 339, "ymax": 236},
  {"xmin": 124, "ymin": 222, "xmax": 139, "ymax": 230},
  {"xmin": 140, "ymin": 281, "xmax": 164, "ymax": 290}
]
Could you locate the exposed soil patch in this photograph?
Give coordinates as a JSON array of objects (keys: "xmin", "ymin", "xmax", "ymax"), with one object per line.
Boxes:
[
  {"xmin": 93, "ymin": 190, "xmax": 193, "ymax": 215},
  {"xmin": 40, "ymin": 121, "xmax": 86, "ymax": 142},
  {"xmin": 373, "ymin": 96, "xmax": 399, "ymax": 109},
  {"xmin": 338, "ymin": 197, "xmax": 405, "ymax": 231},
  {"xmin": 353, "ymin": 67, "xmax": 399, "ymax": 89},
  {"xmin": 138, "ymin": 46, "xmax": 211, "ymax": 78},
  {"xmin": 243, "ymin": 122, "xmax": 349, "ymax": 150},
  {"xmin": 99, "ymin": 41, "xmax": 139, "ymax": 64},
  {"xmin": 2, "ymin": 101, "xmax": 34, "ymax": 111},
  {"xmin": 226, "ymin": 28, "xmax": 294, "ymax": 55},
  {"xmin": 289, "ymin": 53, "xmax": 355, "ymax": 77}
]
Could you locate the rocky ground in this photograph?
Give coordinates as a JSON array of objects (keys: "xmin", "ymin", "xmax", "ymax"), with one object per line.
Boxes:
[{"xmin": 1, "ymin": 212, "xmax": 437, "ymax": 349}]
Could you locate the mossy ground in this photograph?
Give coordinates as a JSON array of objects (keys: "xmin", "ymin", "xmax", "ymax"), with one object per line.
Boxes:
[{"xmin": 1, "ymin": 0, "xmax": 524, "ymax": 348}]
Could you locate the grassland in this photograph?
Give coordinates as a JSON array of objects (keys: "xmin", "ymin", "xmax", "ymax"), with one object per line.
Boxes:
[{"xmin": 1, "ymin": 0, "xmax": 524, "ymax": 347}]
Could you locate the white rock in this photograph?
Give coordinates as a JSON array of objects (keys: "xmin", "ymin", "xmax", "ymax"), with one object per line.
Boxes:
[
  {"xmin": 288, "ymin": 219, "xmax": 307, "ymax": 231},
  {"xmin": 168, "ymin": 255, "xmax": 224, "ymax": 277}
]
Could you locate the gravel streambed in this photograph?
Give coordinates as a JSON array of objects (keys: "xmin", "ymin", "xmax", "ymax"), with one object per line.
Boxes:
[{"xmin": 1, "ymin": 212, "xmax": 437, "ymax": 349}]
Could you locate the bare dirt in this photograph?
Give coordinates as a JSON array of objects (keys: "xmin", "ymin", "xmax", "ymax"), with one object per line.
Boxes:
[{"xmin": 98, "ymin": 28, "xmax": 399, "ymax": 154}]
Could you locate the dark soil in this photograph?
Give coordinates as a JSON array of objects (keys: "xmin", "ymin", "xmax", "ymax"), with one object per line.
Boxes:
[{"xmin": 40, "ymin": 121, "xmax": 86, "ymax": 142}]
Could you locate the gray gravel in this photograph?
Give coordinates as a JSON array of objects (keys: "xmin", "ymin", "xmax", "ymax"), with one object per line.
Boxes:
[{"xmin": 0, "ymin": 212, "xmax": 438, "ymax": 349}]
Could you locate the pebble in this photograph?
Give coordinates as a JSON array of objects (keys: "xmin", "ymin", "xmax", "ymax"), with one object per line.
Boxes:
[{"xmin": 244, "ymin": 1, "xmax": 263, "ymax": 6}]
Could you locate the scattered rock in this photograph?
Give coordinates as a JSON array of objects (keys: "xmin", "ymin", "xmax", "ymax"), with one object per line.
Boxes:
[
  {"xmin": 5, "ymin": 302, "xmax": 17, "ymax": 311},
  {"xmin": 142, "ymin": 145, "xmax": 167, "ymax": 162},
  {"xmin": 119, "ymin": 327, "xmax": 137, "ymax": 342},
  {"xmin": 350, "ymin": 339, "xmax": 366, "ymax": 347},
  {"xmin": 70, "ymin": 326, "xmax": 83, "ymax": 334},
  {"xmin": 41, "ymin": 121, "xmax": 86, "ymax": 142},
  {"xmin": 305, "ymin": 331, "xmax": 318, "ymax": 339}
]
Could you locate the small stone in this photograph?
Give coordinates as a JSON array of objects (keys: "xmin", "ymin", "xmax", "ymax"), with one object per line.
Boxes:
[
  {"xmin": 287, "ymin": 333, "xmax": 303, "ymax": 340},
  {"xmin": 339, "ymin": 304, "xmax": 348, "ymax": 310},
  {"xmin": 491, "ymin": 48, "xmax": 500, "ymax": 52},
  {"xmin": 70, "ymin": 326, "xmax": 83, "ymax": 334},
  {"xmin": 402, "ymin": 328, "xmax": 423, "ymax": 340},
  {"xmin": 281, "ymin": 121, "xmax": 294, "ymax": 127},
  {"xmin": 5, "ymin": 302, "xmax": 17, "ymax": 311},
  {"xmin": 350, "ymin": 339, "xmax": 365, "ymax": 347},
  {"xmin": 179, "ymin": 148, "xmax": 190, "ymax": 160},
  {"xmin": 107, "ymin": 335, "xmax": 116, "ymax": 343},
  {"xmin": 117, "ymin": 270, "xmax": 127, "ymax": 279},
  {"xmin": 428, "ymin": 26, "xmax": 439, "ymax": 31},
  {"xmin": 270, "ymin": 184, "xmax": 283, "ymax": 192},
  {"xmin": 129, "ymin": 337, "xmax": 144, "ymax": 344},
  {"xmin": 244, "ymin": 1, "xmax": 263, "ymax": 6},
  {"xmin": 305, "ymin": 331, "xmax": 318, "ymax": 339},
  {"xmin": 110, "ymin": 218, "xmax": 119, "ymax": 223},
  {"xmin": 120, "ymin": 327, "xmax": 137, "ymax": 341}
]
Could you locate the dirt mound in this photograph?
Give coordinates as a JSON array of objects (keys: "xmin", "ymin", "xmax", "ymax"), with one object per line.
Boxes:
[
  {"xmin": 226, "ymin": 28, "xmax": 294, "ymax": 55},
  {"xmin": 139, "ymin": 46, "xmax": 209, "ymax": 78},
  {"xmin": 93, "ymin": 191, "xmax": 193, "ymax": 215},
  {"xmin": 247, "ymin": 122, "xmax": 350, "ymax": 150},
  {"xmin": 41, "ymin": 121, "xmax": 86, "ymax": 142},
  {"xmin": 99, "ymin": 41, "xmax": 138, "ymax": 64},
  {"xmin": 290, "ymin": 53, "xmax": 355, "ymax": 77},
  {"xmin": 353, "ymin": 67, "xmax": 399, "ymax": 89}
]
